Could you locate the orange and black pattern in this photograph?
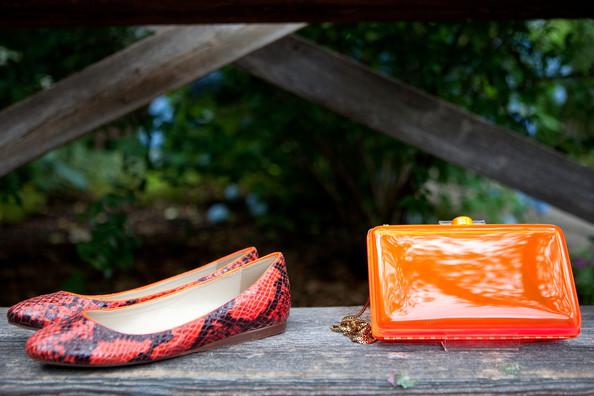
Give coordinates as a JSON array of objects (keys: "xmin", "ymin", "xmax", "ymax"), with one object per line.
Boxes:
[
  {"xmin": 26, "ymin": 256, "xmax": 290, "ymax": 367},
  {"xmin": 8, "ymin": 248, "xmax": 258, "ymax": 329}
]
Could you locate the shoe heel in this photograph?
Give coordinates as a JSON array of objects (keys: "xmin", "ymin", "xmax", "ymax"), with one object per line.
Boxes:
[{"xmin": 196, "ymin": 322, "xmax": 287, "ymax": 352}]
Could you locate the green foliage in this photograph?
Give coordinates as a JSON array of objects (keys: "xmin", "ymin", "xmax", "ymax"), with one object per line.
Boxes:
[
  {"xmin": 76, "ymin": 193, "xmax": 138, "ymax": 278},
  {"xmin": 0, "ymin": 22, "xmax": 593, "ymax": 297},
  {"xmin": 155, "ymin": 20, "xmax": 594, "ymax": 235},
  {"xmin": 0, "ymin": 183, "xmax": 46, "ymax": 223},
  {"xmin": 0, "ymin": 28, "xmax": 149, "ymax": 277},
  {"xmin": 0, "ymin": 27, "xmax": 145, "ymax": 200},
  {"xmin": 575, "ymin": 266, "xmax": 594, "ymax": 305},
  {"xmin": 0, "ymin": 173, "xmax": 23, "ymax": 206},
  {"xmin": 73, "ymin": 131, "xmax": 149, "ymax": 278},
  {"xmin": 0, "ymin": 27, "xmax": 141, "ymax": 107},
  {"xmin": 159, "ymin": 74, "xmax": 440, "ymax": 235},
  {"xmin": 574, "ymin": 238, "xmax": 594, "ymax": 304}
]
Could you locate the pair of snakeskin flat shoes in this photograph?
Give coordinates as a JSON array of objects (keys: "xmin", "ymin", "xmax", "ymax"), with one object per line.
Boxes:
[{"xmin": 7, "ymin": 248, "xmax": 290, "ymax": 367}]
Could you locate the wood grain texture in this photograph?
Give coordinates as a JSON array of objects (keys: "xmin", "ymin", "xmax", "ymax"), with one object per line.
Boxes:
[
  {"xmin": 1, "ymin": 1, "xmax": 593, "ymax": 26},
  {"xmin": 237, "ymin": 36, "xmax": 594, "ymax": 224},
  {"xmin": 0, "ymin": 24, "xmax": 303, "ymax": 177},
  {"xmin": 0, "ymin": 306, "xmax": 593, "ymax": 395}
]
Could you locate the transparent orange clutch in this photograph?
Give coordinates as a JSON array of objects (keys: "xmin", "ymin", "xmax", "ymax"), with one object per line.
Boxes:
[{"xmin": 367, "ymin": 216, "xmax": 581, "ymax": 341}]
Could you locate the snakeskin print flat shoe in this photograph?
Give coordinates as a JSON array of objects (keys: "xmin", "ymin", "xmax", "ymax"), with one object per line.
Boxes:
[
  {"xmin": 25, "ymin": 252, "xmax": 290, "ymax": 367},
  {"xmin": 8, "ymin": 247, "xmax": 258, "ymax": 330}
]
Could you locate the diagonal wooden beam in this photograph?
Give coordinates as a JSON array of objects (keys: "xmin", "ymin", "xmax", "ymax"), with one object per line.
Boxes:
[
  {"xmin": 1, "ymin": 1, "xmax": 593, "ymax": 26},
  {"xmin": 0, "ymin": 24, "xmax": 303, "ymax": 176},
  {"xmin": 237, "ymin": 36, "xmax": 594, "ymax": 223},
  {"xmin": 1, "ymin": 27, "xmax": 592, "ymax": 223}
]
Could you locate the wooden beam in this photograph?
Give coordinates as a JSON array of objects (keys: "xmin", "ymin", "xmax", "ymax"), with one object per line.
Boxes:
[
  {"xmin": 0, "ymin": 24, "xmax": 303, "ymax": 177},
  {"xmin": 1, "ymin": 1, "xmax": 593, "ymax": 26},
  {"xmin": 237, "ymin": 36, "xmax": 594, "ymax": 223},
  {"xmin": 2, "ymin": 307, "xmax": 594, "ymax": 394}
]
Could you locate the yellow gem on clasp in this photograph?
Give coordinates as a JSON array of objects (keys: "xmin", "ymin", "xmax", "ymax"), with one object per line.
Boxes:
[{"xmin": 452, "ymin": 216, "xmax": 473, "ymax": 225}]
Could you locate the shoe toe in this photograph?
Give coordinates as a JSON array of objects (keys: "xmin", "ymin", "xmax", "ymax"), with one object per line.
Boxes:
[
  {"xmin": 25, "ymin": 315, "xmax": 149, "ymax": 366},
  {"xmin": 26, "ymin": 316, "xmax": 98, "ymax": 365},
  {"xmin": 7, "ymin": 291, "xmax": 85, "ymax": 329},
  {"xmin": 8, "ymin": 295, "xmax": 52, "ymax": 329},
  {"xmin": 25, "ymin": 326, "xmax": 64, "ymax": 362}
]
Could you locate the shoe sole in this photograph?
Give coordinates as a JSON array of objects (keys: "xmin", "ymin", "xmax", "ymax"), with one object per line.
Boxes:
[{"xmin": 31, "ymin": 321, "xmax": 287, "ymax": 368}]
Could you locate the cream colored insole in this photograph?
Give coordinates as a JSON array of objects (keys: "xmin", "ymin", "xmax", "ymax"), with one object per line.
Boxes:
[
  {"xmin": 99, "ymin": 251, "xmax": 247, "ymax": 301},
  {"xmin": 86, "ymin": 256, "xmax": 275, "ymax": 334}
]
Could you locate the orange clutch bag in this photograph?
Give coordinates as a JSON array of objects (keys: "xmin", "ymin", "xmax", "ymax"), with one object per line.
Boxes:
[{"xmin": 366, "ymin": 216, "xmax": 581, "ymax": 341}]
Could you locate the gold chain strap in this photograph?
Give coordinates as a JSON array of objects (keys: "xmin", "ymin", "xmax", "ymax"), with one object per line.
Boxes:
[{"xmin": 331, "ymin": 299, "xmax": 376, "ymax": 344}]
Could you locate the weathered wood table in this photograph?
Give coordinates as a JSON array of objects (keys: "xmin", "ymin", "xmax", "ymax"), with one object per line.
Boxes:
[{"xmin": 1, "ymin": 306, "xmax": 593, "ymax": 394}]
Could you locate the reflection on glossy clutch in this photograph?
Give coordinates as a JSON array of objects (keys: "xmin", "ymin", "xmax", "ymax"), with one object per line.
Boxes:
[{"xmin": 367, "ymin": 216, "xmax": 581, "ymax": 341}]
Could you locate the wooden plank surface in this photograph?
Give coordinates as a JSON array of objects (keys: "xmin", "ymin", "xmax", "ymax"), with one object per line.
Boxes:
[
  {"xmin": 237, "ymin": 36, "xmax": 594, "ymax": 224},
  {"xmin": 0, "ymin": 24, "xmax": 303, "ymax": 177},
  {"xmin": 0, "ymin": 306, "xmax": 593, "ymax": 395},
  {"xmin": 1, "ymin": 1, "xmax": 593, "ymax": 26}
]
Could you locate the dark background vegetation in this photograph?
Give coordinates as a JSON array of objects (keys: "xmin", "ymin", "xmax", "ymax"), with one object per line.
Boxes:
[{"xmin": 1, "ymin": 21, "xmax": 593, "ymax": 307}]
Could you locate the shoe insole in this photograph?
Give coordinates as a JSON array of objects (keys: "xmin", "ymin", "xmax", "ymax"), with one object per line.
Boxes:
[
  {"xmin": 98, "ymin": 250, "xmax": 249, "ymax": 301},
  {"xmin": 86, "ymin": 255, "xmax": 277, "ymax": 334}
]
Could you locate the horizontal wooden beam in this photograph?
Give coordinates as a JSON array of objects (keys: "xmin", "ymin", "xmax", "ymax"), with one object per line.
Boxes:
[
  {"xmin": 1, "ymin": 1, "xmax": 593, "ymax": 26},
  {"xmin": 237, "ymin": 36, "xmax": 594, "ymax": 223},
  {"xmin": 0, "ymin": 24, "xmax": 303, "ymax": 177},
  {"xmin": 2, "ymin": 306, "xmax": 594, "ymax": 394}
]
